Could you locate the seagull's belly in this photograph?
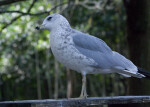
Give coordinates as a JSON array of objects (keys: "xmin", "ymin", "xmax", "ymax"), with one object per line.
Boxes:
[{"xmin": 51, "ymin": 44, "xmax": 96, "ymax": 74}]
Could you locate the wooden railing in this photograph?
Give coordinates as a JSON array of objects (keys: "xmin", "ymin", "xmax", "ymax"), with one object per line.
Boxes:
[{"xmin": 0, "ymin": 96, "xmax": 150, "ymax": 107}]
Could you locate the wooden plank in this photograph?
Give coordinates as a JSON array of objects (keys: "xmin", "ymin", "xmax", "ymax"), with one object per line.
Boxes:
[{"xmin": 0, "ymin": 96, "xmax": 150, "ymax": 107}]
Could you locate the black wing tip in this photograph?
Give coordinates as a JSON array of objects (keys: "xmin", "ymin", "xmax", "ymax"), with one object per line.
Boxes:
[{"xmin": 138, "ymin": 67, "xmax": 150, "ymax": 79}]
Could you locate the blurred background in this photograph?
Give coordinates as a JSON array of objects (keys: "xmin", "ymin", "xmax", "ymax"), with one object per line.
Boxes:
[{"xmin": 0, "ymin": 0, "xmax": 150, "ymax": 106}]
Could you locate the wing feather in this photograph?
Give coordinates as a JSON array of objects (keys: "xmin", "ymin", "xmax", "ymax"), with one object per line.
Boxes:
[
  {"xmin": 72, "ymin": 31, "xmax": 137, "ymax": 72},
  {"xmin": 72, "ymin": 32, "xmax": 112, "ymax": 53}
]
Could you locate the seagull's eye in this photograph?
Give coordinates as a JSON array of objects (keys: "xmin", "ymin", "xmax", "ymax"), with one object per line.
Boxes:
[{"xmin": 47, "ymin": 17, "xmax": 52, "ymax": 21}]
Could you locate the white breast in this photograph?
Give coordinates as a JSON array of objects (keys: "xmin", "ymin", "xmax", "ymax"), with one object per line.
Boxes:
[{"xmin": 49, "ymin": 31, "xmax": 97, "ymax": 74}]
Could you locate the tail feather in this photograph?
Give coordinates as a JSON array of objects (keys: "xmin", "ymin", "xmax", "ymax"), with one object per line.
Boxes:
[{"xmin": 138, "ymin": 67, "xmax": 150, "ymax": 79}]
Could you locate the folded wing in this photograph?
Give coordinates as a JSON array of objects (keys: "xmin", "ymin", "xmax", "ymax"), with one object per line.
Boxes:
[{"xmin": 72, "ymin": 31, "xmax": 144, "ymax": 77}]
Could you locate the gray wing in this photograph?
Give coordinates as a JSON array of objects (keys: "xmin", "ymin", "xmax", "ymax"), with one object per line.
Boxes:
[
  {"xmin": 72, "ymin": 31, "xmax": 137, "ymax": 70},
  {"xmin": 72, "ymin": 32, "xmax": 112, "ymax": 54}
]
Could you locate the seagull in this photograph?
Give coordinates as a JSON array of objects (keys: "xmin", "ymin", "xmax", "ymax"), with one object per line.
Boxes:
[{"xmin": 36, "ymin": 13, "xmax": 150, "ymax": 98}]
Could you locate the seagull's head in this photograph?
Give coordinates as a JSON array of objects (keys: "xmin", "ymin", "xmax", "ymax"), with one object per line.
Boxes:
[{"xmin": 36, "ymin": 13, "xmax": 70, "ymax": 31}]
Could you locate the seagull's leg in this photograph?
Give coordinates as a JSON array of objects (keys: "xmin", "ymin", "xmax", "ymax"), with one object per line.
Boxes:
[
  {"xmin": 79, "ymin": 77, "xmax": 84, "ymax": 98},
  {"xmin": 83, "ymin": 75, "xmax": 88, "ymax": 98},
  {"xmin": 83, "ymin": 74, "xmax": 88, "ymax": 98},
  {"xmin": 79, "ymin": 74, "xmax": 87, "ymax": 98}
]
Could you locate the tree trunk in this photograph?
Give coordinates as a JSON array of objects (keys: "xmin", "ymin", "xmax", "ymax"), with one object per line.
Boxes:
[
  {"xmin": 66, "ymin": 68, "xmax": 73, "ymax": 98},
  {"xmin": 125, "ymin": 0, "xmax": 150, "ymax": 107},
  {"xmin": 45, "ymin": 48, "xmax": 52, "ymax": 98},
  {"xmin": 54, "ymin": 59, "xmax": 59, "ymax": 99},
  {"xmin": 35, "ymin": 50, "xmax": 41, "ymax": 99}
]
